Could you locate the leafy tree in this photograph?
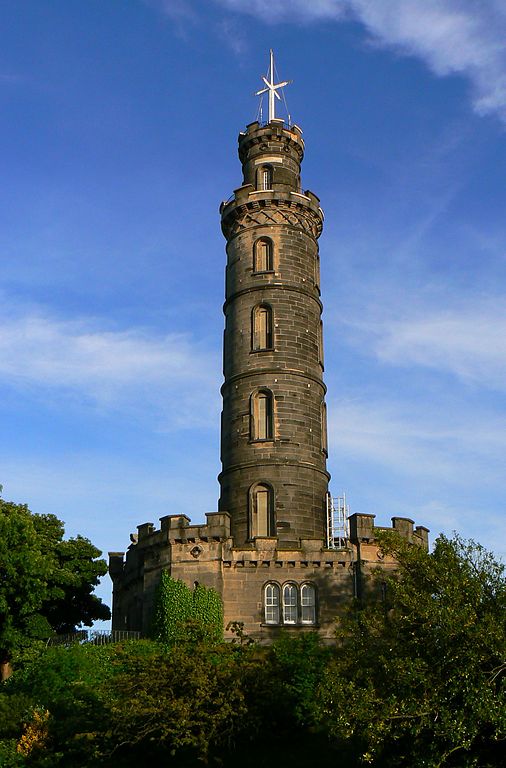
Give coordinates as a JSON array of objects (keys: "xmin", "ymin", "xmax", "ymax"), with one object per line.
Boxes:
[
  {"xmin": 0, "ymin": 641, "xmax": 253, "ymax": 767},
  {"xmin": 0, "ymin": 493, "xmax": 110, "ymax": 675},
  {"xmin": 32, "ymin": 514, "xmax": 110, "ymax": 634},
  {"xmin": 314, "ymin": 533, "xmax": 506, "ymax": 767}
]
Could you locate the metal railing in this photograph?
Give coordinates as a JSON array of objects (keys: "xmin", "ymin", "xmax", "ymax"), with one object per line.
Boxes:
[{"xmin": 46, "ymin": 629, "xmax": 142, "ymax": 647}]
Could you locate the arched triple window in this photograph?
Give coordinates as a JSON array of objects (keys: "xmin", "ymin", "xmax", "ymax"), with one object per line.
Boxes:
[
  {"xmin": 254, "ymin": 238, "xmax": 273, "ymax": 272},
  {"xmin": 257, "ymin": 164, "xmax": 273, "ymax": 191},
  {"xmin": 250, "ymin": 482, "xmax": 275, "ymax": 538},
  {"xmin": 263, "ymin": 582, "xmax": 317, "ymax": 625},
  {"xmin": 250, "ymin": 389, "xmax": 274, "ymax": 441},
  {"xmin": 252, "ymin": 303, "xmax": 273, "ymax": 351}
]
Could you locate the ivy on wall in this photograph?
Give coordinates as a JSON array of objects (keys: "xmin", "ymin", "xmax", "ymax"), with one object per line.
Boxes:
[{"xmin": 152, "ymin": 573, "xmax": 224, "ymax": 645}]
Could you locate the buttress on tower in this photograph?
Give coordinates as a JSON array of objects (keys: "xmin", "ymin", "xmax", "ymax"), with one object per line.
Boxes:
[{"xmin": 109, "ymin": 64, "xmax": 428, "ymax": 641}]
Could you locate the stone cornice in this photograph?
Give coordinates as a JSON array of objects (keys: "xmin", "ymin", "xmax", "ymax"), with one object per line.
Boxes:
[{"xmin": 221, "ymin": 195, "xmax": 324, "ymax": 241}]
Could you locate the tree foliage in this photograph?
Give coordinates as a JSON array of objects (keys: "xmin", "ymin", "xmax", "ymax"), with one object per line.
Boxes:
[
  {"xmin": 314, "ymin": 533, "xmax": 506, "ymax": 766},
  {"xmin": 0, "ymin": 533, "xmax": 504, "ymax": 767},
  {"xmin": 0, "ymin": 494, "xmax": 110, "ymax": 667}
]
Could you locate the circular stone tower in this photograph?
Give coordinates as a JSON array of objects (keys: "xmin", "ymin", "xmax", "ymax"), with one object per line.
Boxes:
[{"xmin": 218, "ymin": 118, "xmax": 329, "ymax": 547}]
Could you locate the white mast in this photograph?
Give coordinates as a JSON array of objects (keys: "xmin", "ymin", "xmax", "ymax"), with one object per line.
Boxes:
[{"xmin": 255, "ymin": 49, "xmax": 291, "ymax": 123}]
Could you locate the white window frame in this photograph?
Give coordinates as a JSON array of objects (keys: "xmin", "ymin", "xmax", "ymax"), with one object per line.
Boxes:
[
  {"xmin": 300, "ymin": 583, "xmax": 316, "ymax": 625},
  {"xmin": 264, "ymin": 583, "xmax": 280, "ymax": 624}
]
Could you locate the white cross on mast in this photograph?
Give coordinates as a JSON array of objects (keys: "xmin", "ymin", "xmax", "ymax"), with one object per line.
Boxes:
[{"xmin": 255, "ymin": 49, "xmax": 292, "ymax": 123}]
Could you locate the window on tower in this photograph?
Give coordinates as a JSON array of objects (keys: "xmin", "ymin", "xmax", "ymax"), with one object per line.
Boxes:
[
  {"xmin": 251, "ymin": 389, "xmax": 274, "ymax": 441},
  {"xmin": 321, "ymin": 400, "xmax": 328, "ymax": 455},
  {"xmin": 252, "ymin": 303, "xmax": 273, "ymax": 350},
  {"xmin": 318, "ymin": 320, "xmax": 324, "ymax": 369},
  {"xmin": 250, "ymin": 482, "xmax": 275, "ymax": 537},
  {"xmin": 262, "ymin": 582, "xmax": 317, "ymax": 626},
  {"xmin": 257, "ymin": 164, "xmax": 273, "ymax": 191},
  {"xmin": 253, "ymin": 238, "xmax": 273, "ymax": 273}
]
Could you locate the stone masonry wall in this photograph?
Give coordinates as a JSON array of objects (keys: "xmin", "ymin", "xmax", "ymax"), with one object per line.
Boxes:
[
  {"xmin": 109, "ymin": 512, "xmax": 429, "ymax": 641},
  {"xmin": 219, "ymin": 120, "xmax": 329, "ymax": 546}
]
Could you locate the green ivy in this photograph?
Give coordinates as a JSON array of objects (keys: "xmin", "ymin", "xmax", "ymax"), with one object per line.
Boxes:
[{"xmin": 151, "ymin": 573, "xmax": 223, "ymax": 645}]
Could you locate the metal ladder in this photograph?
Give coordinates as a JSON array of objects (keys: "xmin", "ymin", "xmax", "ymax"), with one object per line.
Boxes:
[{"xmin": 326, "ymin": 492, "xmax": 349, "ymax": 549}]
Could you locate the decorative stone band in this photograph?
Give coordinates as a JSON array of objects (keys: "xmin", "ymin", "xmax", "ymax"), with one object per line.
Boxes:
[
  {"xmin": 221, "ymin": 196, "xmax": 324, "ymax": 241},
  {"xmin": 223, "ymin": 281, "xmax": 323, "ymax": 312},
  {"xmin": 220, "ymin": 367, "xmax": 327, "ymax": 395},
  {"xmin": 218, "ymin": 460, "xmax": 331, "ymax": 479}
]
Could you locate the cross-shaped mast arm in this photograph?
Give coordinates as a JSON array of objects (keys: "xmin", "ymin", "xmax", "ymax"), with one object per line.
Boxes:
[{"xmin": 254, "ymin": 51, "xmax": 292, "ymax": 122}]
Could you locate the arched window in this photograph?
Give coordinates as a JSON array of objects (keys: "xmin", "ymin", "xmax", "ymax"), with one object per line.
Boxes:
[
  {"xmin": 321, "ymin": 400, "xmax": 328, "ymax": 455},
  {"xmin": 251, "ymin": 389, "xmax": 274, "ymax": 441},
  {"xmin": 301, "ymin": 583, "xmax": 316, "ymax": 624},
  {"xmin": 264, "ymin": 583, "xmax": 280, "ymax": 624},
  {"xmin": 257, "ymin": 164, "xmax": 273, "ymax": 191},
  {"xmin": 250, "ymin": 482, "xmax": 275, "ymax": 537},
  {"xmin": 314, "ymin": 253, "xmax": 321, "ymax": 289},
  {"xmin": 254, "ymin": 238, "xmax": 273, "ymax": 272},
  {"xmin": 318, "ymin": 320, "xmax": 324, "ymax": 369},
  {"xmin": 282, "ymin": 583, "xmax": 298, "ymax": 624},
  {"xmin": 252, "ymin": 303, "xmax": 273, "ymax": 351}
]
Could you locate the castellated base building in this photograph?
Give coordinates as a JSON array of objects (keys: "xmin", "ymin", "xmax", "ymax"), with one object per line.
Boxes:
[{"xmin": 109, "ymin": 116, "xmax": 429, "ymax": 642}]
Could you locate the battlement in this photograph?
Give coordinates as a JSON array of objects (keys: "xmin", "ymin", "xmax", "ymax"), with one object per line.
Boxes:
[
  {"xmin": 108, "ymin": 510, "xmax": 429, "ymax": 578},
  {"xmin": 349, "ymin": 513, "xmax": 429, "ymax": 549}
]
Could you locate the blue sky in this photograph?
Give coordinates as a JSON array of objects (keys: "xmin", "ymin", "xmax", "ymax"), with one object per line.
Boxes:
[{"xmin": 2, "ymin": 0, "xmax": 506, "ymax": 615}]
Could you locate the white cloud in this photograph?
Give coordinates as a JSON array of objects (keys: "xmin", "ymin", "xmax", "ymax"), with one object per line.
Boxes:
[
  {"xmin": 328, "ymin": 397, "xmax": 506, "ymax": 482},
  {"xmin": 216, "ymin": 0, "xmax": 347, "ymax": 23},
  {"xmin": 145, "ymin": 0, "xmax": 197, "ymax": 23},
  {"xmin": 0, "ymin": 306, "xmax": 220, "ymax": 428},
  {"xmin": 217, "ymin": 17, "xmax": 248, "ymax": 55},
  {"xmin": 355, "ymin": 302, "xmax": 506, "ymax": 391},
  {"xmin": 216, "ymin": 0, "xmax": 506, "ymax": 121}
]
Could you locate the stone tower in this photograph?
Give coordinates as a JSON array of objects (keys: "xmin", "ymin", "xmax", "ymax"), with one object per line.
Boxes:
[
  {"xmin": 219, "ymin": 119, "xmax": 329, "ymax": 548},
  {"xmin": 108, "ymin": 61, "xmax": 429, "ymax": 641}
]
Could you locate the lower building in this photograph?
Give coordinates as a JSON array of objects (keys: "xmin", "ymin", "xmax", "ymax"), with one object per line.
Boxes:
[{"xmin": 109, "ymin": 511, "xmax": 428, "ymax": 641}]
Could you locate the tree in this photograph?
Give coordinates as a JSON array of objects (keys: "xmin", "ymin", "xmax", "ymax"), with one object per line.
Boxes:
[
  {"xmin": 32, "ymin": 513, "xmax": 110, "ymax": 634},
  {"xmin": 314, "ymin": 533, "xmax": 506, "ymax": 767},
  {"xmin": 0, "ymin": 493, "xmax": 110, "ymax": 676}
]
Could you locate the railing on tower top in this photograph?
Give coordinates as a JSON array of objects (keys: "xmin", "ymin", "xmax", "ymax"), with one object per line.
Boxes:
[{"xmin": 326, "ymin": 492, "xmax": 349, "ymax": 549}]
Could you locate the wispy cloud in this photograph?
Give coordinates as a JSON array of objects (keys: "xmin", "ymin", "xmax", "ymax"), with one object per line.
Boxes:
[
  {"xmin": 347, "ymin": 300, "xmax": 506, "ymax": 391},
  {"xmin": 217, "ymin": 17, "xmax": 248, "ymax": 55},
  {"xmin": 216, "ymin": 0, "xmax": 506, "ymax": 121},
  {"xmin": 328, "ymin": 397, "xmax": 506, "ymax": 484},
  {"xmin": 0, "ymin": 304, "xmax": 220, "ymax": 428},
  {"xmin": 145, "ymin": 0, "xmax": 197, "ymax": 23}
]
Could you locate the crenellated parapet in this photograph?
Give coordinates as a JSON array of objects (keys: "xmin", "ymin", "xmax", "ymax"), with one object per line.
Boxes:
[{"xmin": 349, "ymin": 513, "xmax": 429, "ymax": 549}]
